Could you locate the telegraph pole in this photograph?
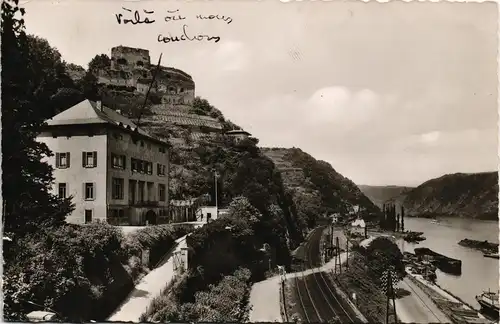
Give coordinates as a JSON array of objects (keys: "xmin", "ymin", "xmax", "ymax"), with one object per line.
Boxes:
[
  {"xmin": 279, "ymin": 266, "xmax": 288, "ymax": 322},
  {"xmin": 381, "ymin": 266, "xmax": 398, "ymax": 324},
  {"xmin": 213, "ymin": 170, "xmax": 219, "ymax": 217},
  {"xmin": 334, "ymin": 237, "xmax": 342, "ymax": 274},
  {"xmin": 346, "ymin": 239, "xmax": 349, "ymax": 269}
]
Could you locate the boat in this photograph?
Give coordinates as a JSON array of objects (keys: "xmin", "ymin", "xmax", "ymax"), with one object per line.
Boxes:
[
  {"xmin": 476, "ymin": 290, "xmax": 500, "ymax": 319},
  {"xmin": 483, "ymin": 253, "xmax": 499, "ymax": 259},
  {"xmin": 413, "ymin": 247, "xmax": 462, "ymax": 275}
]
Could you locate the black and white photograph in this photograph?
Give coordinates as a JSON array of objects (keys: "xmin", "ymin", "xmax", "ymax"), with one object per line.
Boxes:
[{"xmin": 2, "ymin": 0, "xmax": 498, "ymax": 323}]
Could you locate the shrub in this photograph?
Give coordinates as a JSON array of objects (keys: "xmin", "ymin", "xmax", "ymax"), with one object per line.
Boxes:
[{"xmin": 3, "ymin": 223, "xmax": 125, "ymax": 321}]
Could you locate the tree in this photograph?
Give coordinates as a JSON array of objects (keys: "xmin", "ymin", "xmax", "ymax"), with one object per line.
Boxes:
[
  {"xmin": 88, "ymin": 54, "xmax": 111, "ymax": 72},
  {"xmin": 79, "ymin": 70, "xmax": 101, "ymax": 101},
  {"xmin": 227, "ymin": 196, "xmax": 261, "ymax": 225},
  {"xmin": 1, "ymin": 0, "xmax": 74, "ymax": 237},
  {"xmin": 364, "ymin": 237, "xmax": 405, "ymax": 282},
  {"xmin": 401, "ymin": 206, "xmax": 405, "ymax": 232}
]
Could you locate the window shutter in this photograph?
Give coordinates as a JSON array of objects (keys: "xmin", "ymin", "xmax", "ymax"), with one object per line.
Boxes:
[
  {"xmin": 82, "ymin": 152, "xmax": 86, "ymax": 167},
  {"xmin": 157, "ymin": 163, "xmax": 160, "ymax": 175},
  {"xmin": 67, "ymin": 152, "xmax": 71, "ymax": 168},
  {"xmin": 93, "ymin": 151, "xmax": 97, "ymax": 167},
  {"xmin": 123, "ymin": 156, "xmax": 127, "ymax": 169},
  {"xmin": 93, "ymin": 182, "xmax": 96, "ymax": 199},
  {"xmin": 66, "ymin": 183, "xmax": 70, "ymax": 198},
  {"xmin": 83, "ymin": 183, "xmax": 86, "ymax": 200},
  {"xmin": 55, "ymin": 153, "xmax": 60, "ymax": 168}
]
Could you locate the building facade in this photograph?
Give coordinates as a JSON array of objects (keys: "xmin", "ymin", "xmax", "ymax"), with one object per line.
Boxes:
[{"xmin": 37, "ymin": 99, "xmax": 170, "ymax": 225}]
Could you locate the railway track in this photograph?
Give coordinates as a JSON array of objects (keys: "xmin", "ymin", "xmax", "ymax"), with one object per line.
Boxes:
[{"xmin": 294, "ymin": 226, "xmax": 358, "ymax": 323}]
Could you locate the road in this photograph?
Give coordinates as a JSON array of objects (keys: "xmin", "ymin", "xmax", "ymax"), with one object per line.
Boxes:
[
  {"xmin": 293, "ymin": 226, "xmax": 362, "ymax": 323},
  {"xmin": 395, "ymin": 277, "xmax": 450, "ymax": 323}
]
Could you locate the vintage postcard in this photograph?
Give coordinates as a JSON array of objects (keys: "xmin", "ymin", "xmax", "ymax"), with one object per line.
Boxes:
[{"xmin": 2, "ymin": 0, "xmax": 498, "ymax": 323}]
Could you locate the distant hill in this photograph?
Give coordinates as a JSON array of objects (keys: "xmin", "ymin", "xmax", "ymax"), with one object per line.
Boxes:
[
  {"xmin": 393, "ymin": 172, "xmax": 498, "ymax": 220},
  {"xmin": 358, "ymin": 185, "xmax": 414, "ymax": 208},
  {"xmin": 261, "ymin": 147, "xmax": 380, "ymax": 225}
]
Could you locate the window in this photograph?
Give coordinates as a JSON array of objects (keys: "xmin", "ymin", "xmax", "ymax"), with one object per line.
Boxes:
[
  {"xmin": 113, "ymin": 132, "xmax": 123, "ymax": 140},
  {"xmin": 112, "ymin": 178, "xmax": 124, "ymax": 200},
  {"xmin": 84, "ymin": 182, "xmax": 95, "ymax": 200},
  {"xmin": 110, "ymin": 209, "xmax": 125, "ymax": 219},
  {"xmin": 112, "ymin": 154, "xmax": 126, "ymax": 169},
  {"xmin": 158, "ymin": 184, "xmax": 166, "ymax": 202},
  {"xmin": 85, "ymin": 209, "xmax": 93, "ymax": 223},
  {"xmin": 55, "ymin": 152, "xmax": 70, "ymax": 169},
  {"xmin": 140, "ymin": 141, "xmax": 144, "ymax": 147},
  {"xmin": 147, "ymin": 182, "xmax": 154, "ymax": 201},
  {"xmin": 131, "ymin": 158, "xmax": 138, "ymax": 172},
  {"xmin": 159, "ymin": 146, "xmax": 166, "ymax": 153},
  {"xmin": 146, "ymin": 162, "xmax": 153, "ymax": 175},
  {"xmin": 157, "ymin": 163, "xmax": 166, "ymax": 176},
  {"xmin": 138, "ymin": 181, "xmax": 145, "ymax": 202},
  {"xmin": 58, "ymin": 183, "xmax": 67, "ymax": 198},
  {"xmin": 82, "ymin": 151, "xmax": 97, "ymax": 168},
  {"xmin": 117, "ymin": 58, "xmax": 127, "ymax": 65}
]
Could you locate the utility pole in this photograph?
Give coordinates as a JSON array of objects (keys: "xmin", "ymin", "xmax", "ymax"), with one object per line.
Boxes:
[
  {"xmin": 346, "ymin": 240, "xmax": 349, "ymax": 269},
  {"xmin": 279, "ymin": 266, "xmax": 288, "ymax": 322},
  {"xmin": 381, "ymin": 266, "xmax": 398, "ymax": 324},
  {"xmin": 334, "ymin": 237, "xmax": 342, "ymax": 274},
  {"xmin": 213, "ymin": 169, "xmax": 219, "ymax": 217}
]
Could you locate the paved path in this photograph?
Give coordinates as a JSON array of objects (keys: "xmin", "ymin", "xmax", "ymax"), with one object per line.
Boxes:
[
  {"xmin": 107, "ymin": 235, "xmax": 189, "ymax": 322},
  {"xmin": 395, "ymin": 277, "xmax": 450, "ymax": 323}
]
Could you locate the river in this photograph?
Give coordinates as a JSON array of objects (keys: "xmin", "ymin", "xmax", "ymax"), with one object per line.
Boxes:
[{"xmin": 395, "ymin": 216, "xmax": 499, "ymax": 309}]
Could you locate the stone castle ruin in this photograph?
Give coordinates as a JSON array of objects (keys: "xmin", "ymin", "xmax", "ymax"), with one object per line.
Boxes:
[{"xmin": 97, "ymin": 45, "xmax": 196, "ymax": 106}]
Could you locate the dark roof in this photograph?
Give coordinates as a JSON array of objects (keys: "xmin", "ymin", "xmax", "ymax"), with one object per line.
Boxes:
[{"xmin": 45, "ymin": 100, "xmax": 167, "ymax": 145}]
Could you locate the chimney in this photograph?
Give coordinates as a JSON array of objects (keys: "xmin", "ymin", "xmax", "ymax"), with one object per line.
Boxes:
[{"xmin": 96, "ymin": 100, "xmax": 102, "ymax": 111}]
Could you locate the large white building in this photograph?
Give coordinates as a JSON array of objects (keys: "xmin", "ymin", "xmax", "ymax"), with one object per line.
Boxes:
[{"xmin": 37, "ymin": 99, "xmax": 170, "ymax": 225}]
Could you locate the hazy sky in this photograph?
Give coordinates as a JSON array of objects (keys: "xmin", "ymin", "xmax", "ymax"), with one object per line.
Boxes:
[{"xmin": 23, "ymin": 0, "xmax": 498, "ymax": 186}]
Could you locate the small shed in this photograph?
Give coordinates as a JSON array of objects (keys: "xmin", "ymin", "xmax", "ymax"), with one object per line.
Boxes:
[
  {"xmin": 350, "ymin": 218, "xmax": 366, "ymax": 236},
  {"xmin": 226, "ymin": 129, "xmax": 251, "ymax": 142},
  {"xmin": 198, "ymin": 206, "xmax": 218, "ymax": 222}
]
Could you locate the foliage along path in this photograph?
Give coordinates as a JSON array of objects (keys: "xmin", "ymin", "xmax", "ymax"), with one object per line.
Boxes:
[{"xmin": 107, "ymin": 235, "xmax": 189, "ymax": 322}]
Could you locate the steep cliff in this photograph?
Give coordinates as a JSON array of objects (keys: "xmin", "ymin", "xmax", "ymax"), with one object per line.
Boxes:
[
  {"xmin": 261, "ymin": 147, "xmax": 380, "ymax": 225},
  {"xmin": 396, "ymin": 172, "xmax": 498, "ymax": 220},
  {"xmin": 358, "ymin": 185, "xmax": 414, "ymax": 208}
]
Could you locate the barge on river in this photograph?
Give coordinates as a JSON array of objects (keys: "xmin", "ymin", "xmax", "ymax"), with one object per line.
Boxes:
[{"xmin": 413, "ymin": 247, "xmax": 462, "ymax": 275}]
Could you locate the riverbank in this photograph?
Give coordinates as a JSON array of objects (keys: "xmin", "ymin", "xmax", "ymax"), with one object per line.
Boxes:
[{"xmin": 405, "ymin": 269, "xmax": 493, "ymax": 324}]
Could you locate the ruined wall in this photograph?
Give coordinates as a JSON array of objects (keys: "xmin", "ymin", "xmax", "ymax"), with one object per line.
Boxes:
[
  {"xmin": 98, "ymin": 46, "xmax": 196, "ymax": 105},
  {"xmin": 111, "ymin": 46, "xmax": 151, "ymax": 71}
]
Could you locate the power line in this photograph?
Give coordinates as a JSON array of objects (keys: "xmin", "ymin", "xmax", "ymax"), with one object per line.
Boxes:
[{"xmin": 136, "ymin": 53, "xmax": 163, "ymax": 127}]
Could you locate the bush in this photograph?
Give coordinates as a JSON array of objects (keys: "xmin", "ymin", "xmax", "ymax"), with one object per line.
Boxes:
[
  {"xmin": 123, "ymin": 224, "xmax": 193, "ymax": 267},
  {"xmin": 147, "ymin": 268, "xmax": 252, "ymax": 322},
  {"xmin": 3, "ymin": 223, "xmax": 194, "ymax": 321},
  {"xmin": 3, "ymin": 223, "xmax": 125, "ymax": 321}
]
